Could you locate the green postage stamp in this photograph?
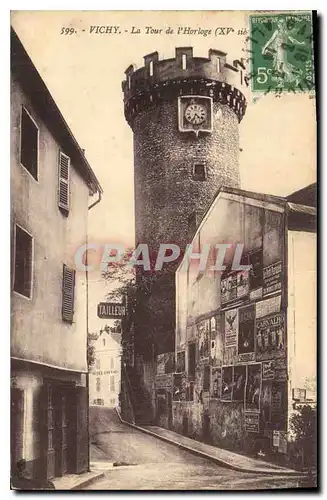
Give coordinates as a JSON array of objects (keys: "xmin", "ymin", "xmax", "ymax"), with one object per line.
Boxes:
[{"xmin": 249, "ymin": 12, "xmax": 315, "ymax": 93}]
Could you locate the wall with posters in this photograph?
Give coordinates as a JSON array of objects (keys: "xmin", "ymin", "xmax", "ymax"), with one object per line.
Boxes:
[{"xmin": 173, "ymin": 190, "xmax": 288, "ymax": 453}]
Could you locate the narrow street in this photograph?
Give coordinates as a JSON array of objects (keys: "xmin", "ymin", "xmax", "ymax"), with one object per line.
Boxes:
[{"xmin": 86, "ymin": 407, "xmax": 302, "ymax": 490}]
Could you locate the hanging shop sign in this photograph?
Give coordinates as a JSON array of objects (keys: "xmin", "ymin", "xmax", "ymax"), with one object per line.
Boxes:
[
  {"xmin": 224, "ymin": 308, "xmax": 238, "ymax": 348},
  {"xmin": 97, "ymin": 302, "xmax": 126, "ymax": 318},
  {"xmin": 263, "ymin": 261, "xmax": 282, "ymax": 296},
  {"xmin": 245, "ymin": 412, "xmax": 260, "ymax": 433},
  {"xmin": 256, "ymin": 312, "xmax": 285, "ymax": 361},
  {"xmin": 245, "ymin": 363, "xmax": 262, "ymax": 412},
  {"xmin": 238, "ymin": 304, "xmax": 255, "ymax": 362}
]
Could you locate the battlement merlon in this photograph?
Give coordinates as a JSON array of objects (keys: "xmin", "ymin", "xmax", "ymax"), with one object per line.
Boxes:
[{"xmin": 122, "ymin": 47, "xmax": 248, "ymax": 98}]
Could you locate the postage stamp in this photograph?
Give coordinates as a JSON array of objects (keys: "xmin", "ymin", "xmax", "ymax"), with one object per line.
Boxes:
[{"xmin": 249, "ymin": 12, "xmax": 315, "ymax": 94}]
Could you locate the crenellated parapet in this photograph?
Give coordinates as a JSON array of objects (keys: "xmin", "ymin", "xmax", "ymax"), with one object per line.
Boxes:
[{"xmin": 122, "ymin": 47, "xmax": 247, "ymax": 127}]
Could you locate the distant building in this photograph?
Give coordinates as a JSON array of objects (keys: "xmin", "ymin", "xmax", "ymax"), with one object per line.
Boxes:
[
  {"xmin": 89, "ymin": 328, "xmax": 122, "ymax": 407},
  {"xmin": 11, "ymin": 28, "xmax": 102, "ymax": 481},
  {"xmin": 172, "ymin": 185, "xmax": 316, "ymax": 457}
]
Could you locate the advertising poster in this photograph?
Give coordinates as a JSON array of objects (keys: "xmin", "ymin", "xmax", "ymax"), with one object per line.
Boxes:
[
  {"xmin": 176, "ymin": 351, "xmax": 185, "ymax": 373},
  {"xmin": 263, "ymin": 261, "xmax": 283, "ymax": 296},
  {"xmin": 255, "ymin": 295, "xmax": 282, "ymax": 319},
  {"xmin": 157, "ymin": 352, "xmax": 174, "ymax": 375},
  {"xmin": 173, "ymin": 372, "xmax": 188, "ymax": 402},
  {"xmin": 245, "ymin": 363, "xmax": 261, "ymax": 412},
  {"xmin": 211, "ymin": 315, "xmax": 223, "ymax": 366},
  {"xmin": 197, "ymin": 319, "xmax": 210, "ymax": 362},
  {"xmin": 238, "ymin": 304, "xmax": 255, "ymax": 362},
  {"xmin": 233, "ymin": 365, "xmax": 246, "ymax": 401},
  {"xmin": 244, "ymin": 412, "xmax": 260, "ymax": 433},
  {"xmin": 236, "ymin": 270, "xmax": 249, "ymax": 299},
  {"xmin": 224, "ymin": 308, "xmax": 238, "ymax": 348},
  {"xmin": 211, "ymin": 367, "xmax": 222, "ymax": 399},
  {"xmin": 262, "ymin": 360, "xmax": 275, "ymax": 380},
  {"xmin": 271, "ymin": 382, "xmax": 287, "ymax": 429},
  {"xmin": 155, "ymin": 374, "xmax": 173, "ymax": 391},
  {"xmin": 262, "ymin": 382, "xmax": 272, "ymax": 423},
  {"xmin": 221, "ymin": 274, "xmax": 237, "ymax": 305},
  {"xmin": 249, "ymin": 247, "xmax": 263, "ymax": 292},
  {"xmin": 221, "ymin": 366, "xmax": 233, "ymax": 401},
  {"xmin": 256, "ymin": 312, "xmax": 285, "ymax": 360}
]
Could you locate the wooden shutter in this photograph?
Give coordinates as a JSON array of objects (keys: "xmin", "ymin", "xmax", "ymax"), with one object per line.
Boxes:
[
  {"xmin": 62, "ymin": 264, "xmax": 75, "ymax": 323},
  {"xmin": 58, "ymin": 151, "xmax": 70, "ymax": 211}
]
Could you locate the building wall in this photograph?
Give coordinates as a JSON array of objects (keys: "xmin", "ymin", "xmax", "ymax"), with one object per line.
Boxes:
[
  {"xmin": 173, "ymin": 192, "xmax": 287, "ymax": 454},
  {"xmin": 287, "ymin": 230, "xmax": 317, "ymax": 428},
  {"xmin": 11, "ymin": 75, "xmax": 89, "ymax": 372},
  {"xmin": 89, "ymin": 333, "xmax": 121, "ymax": 407}
]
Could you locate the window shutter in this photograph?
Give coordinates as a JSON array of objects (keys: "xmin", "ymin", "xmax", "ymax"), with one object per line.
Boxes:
[
  {"xmin": 62, "ymin": 264, "xmax": 75, "ymax": 323},
  {"xmin": 58, "ymin": 151, "xmax": 70, "ymax": 211}
]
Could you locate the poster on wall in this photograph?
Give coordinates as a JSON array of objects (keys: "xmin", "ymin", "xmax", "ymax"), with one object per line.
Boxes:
[
  {"xmin": 263, "ymin": 261, "xmax": 282, "ymax": 296},
  {"xmin": 256, "ymin": 312, "xmax": 285, "ymax": 360},
  {"xmin": 245, "ymin": 363, "xmax": 261, "ymax": 412},
  {"xmin": 233, "ymin": 365, "xmax": 246, "ymax": 401},
  {"xmin": 197, "ymin": 319, "xmax": 210, "ymax": 362},
  {"xmin": 262, "ymin": 359, "xmax": 287, "ymax": 381},
  {"xmin": 173, "ymin": 372, "xmax": 188, "ymax": 402},
  {"xmin": 249, "ymin": 247, "xmax": 263, "ymax": 293},
  {"xmin": 211, "ymin": 315, "xmax": 223, "ymax": 366},
  {"xmin": 224, "ymin": 308, "xmax": 238, "ymax": 348},
  {"xmin": 271, "ymin": 382, "xmax": 287, "ymax": 429},
  {"xmin": 261, "ymin": 382, "xmax": 272, "ymax": 424},
  {"xmin": 221, "ymin": 366, "xmax": 233, "ymax": 401},
  {"xmin": 255, "ymin": 295, "xmax": 282, "ymax": 319},
  {"xmin": 176, "ymin": 351, "xmax": 185, "ymax": 373},
  {"xmin": 238, "ymin": 304, "xmax": 255, "ymax": 362},
  {"xmin": 157, "ymin": 352, "xmax": 174, "ymax": 375},
  {"xmin": 244, "ymin": 412, "xmax": 260, "ymax": 433},
  {"xmin": 211, "ymin": 367, "xmax": 222, "ymax": 399},
  {"xmin": 236, "ymin": 270, "xmax": 249, "ymax": 299},
  {"xmin": 221, "ymin": 274, "xmax": 237, "ymax": 304}
]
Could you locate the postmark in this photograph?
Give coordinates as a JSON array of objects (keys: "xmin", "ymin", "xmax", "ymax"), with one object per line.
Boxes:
[{"xmin": 248, "ymin": 12, "xmax": 314, "ymax": 94}]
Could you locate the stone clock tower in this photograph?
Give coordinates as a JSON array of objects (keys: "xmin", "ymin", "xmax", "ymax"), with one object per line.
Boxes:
[{"xmin": 122, "ymin": 48, "xmax": 247, "ymax": 409}]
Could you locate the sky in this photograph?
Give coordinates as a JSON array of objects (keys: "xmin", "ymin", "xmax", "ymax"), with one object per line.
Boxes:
[{"xmin": 11, "ymin": 11, "xmax": 317, "ymax": 331}]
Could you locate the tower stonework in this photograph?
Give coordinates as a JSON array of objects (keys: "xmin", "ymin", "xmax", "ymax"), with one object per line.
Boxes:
[{"xmin": 122, "ymin": 47, "xmax": 247, "ymax": 373}]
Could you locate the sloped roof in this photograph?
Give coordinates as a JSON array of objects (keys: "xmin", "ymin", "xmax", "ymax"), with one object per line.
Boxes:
[{"xmin": 11, "ymin": 28, "xmax": 102, "ymax": 195}]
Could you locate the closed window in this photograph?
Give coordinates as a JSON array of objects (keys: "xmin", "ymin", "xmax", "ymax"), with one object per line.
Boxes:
[
  {"xmin": 13, "ymin": 225, "xmax": 33, "ymax": 298},
  {"xmin": 58, "ymin": 151, "xmax": 70, "ymax": 212},
  {"xmin": 96, "ymin": 378, "xmax": 101, "ymax": 392},
  {"xmin": 193, "ymin": 164, "xmax": 206, "ymax": 181},
  {"xmin": 62, "ymin": 264, "xmax": 75, "ymax": 323},
  {"xmin": 109, "ymin": 375, "xmax": 115, "ymax": 392},
  {"xmin": 20, "ymin": 107, "xmax": 38, "ymax": 180}
]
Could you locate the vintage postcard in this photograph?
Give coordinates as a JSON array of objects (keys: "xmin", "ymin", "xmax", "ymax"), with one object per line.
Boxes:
[{"xmin": 10, "ymin": 10, "xmax": 317, "ymax": 490}]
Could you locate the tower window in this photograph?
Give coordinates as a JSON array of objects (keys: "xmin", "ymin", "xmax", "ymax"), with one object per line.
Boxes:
[
  {"xmin": 216, "ymin": 57, "xmax": 221, "ymax": 73},
  {"xmin": 149, "ymin": 60, "xmax": 154, "ymax": 76},
  {"xmin": 182, "ymin": 54, "xmax": 187, "ymax": 70},
  {"xmin": 193, "ymin": 164, "xmax": 206, "ymax": 181}
]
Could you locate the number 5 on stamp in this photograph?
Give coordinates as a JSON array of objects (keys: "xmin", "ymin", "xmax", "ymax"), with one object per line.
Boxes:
[{"xmin": 249, "ymin": 12, "xmax": 315, "ymax": 94}]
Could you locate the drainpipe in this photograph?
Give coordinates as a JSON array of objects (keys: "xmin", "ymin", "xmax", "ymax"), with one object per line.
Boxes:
[{"xmin": 85, "ymin": 188, "xmax": 102, "ymax": 472}]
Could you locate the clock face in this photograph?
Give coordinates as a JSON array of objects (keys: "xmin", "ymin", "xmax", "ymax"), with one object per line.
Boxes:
[{"xmin": 184, "ymin": 103, "xmax": 207, "ymax": 125}]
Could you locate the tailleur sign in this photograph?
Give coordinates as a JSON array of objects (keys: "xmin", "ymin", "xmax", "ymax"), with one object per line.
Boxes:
[{"xmin": 97, "ymin": 302, "xmax": 126, "ymax": 318}]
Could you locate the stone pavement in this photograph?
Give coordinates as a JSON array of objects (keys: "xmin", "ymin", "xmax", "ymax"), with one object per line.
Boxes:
[
  {"xmin": 51, "ymin": 470, "xmax": 104, "ymax": 490},
  {"xmin": 116, "ymin": 408, "xmax": 302, "ymax": 477}
]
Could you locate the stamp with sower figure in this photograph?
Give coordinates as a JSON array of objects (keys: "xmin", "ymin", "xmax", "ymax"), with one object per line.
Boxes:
[{"xmin": 248, "ymin": 12, "xmax": 314, "ymax": 94}]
